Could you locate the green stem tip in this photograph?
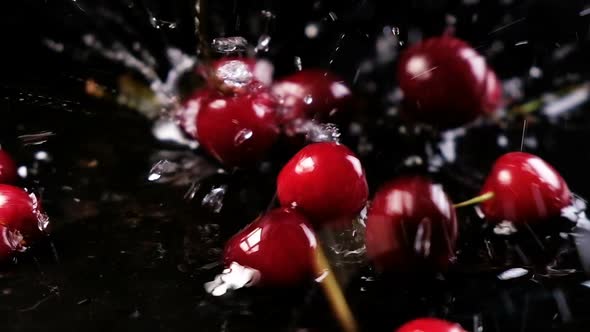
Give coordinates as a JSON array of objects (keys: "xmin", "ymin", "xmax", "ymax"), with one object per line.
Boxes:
[{"xmin": 453, "ymin": 192, "xmax": 495, "ymax": 208}]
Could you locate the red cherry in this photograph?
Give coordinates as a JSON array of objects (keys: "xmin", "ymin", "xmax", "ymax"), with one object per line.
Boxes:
[
  {"xmin": 365, "ymin": 176, "xmax": 458, "ymax": 272},
  {"xmin": 178, "ymin": 89, "xmax": 212, "ymax": 139},
  {"xmin": 0, "ymin": 150, "xmax": 17, "ymax": 184},
  {"xmin": 224, "ymin": 207, "xmax": 317, "ymax": 286},
  {"xmin": 479, "ymin": 152, "xmax": 571, "ymax": 224},
  {"xmin": 396, "ymin": 318, "xmax": 466, "ymax": 332},
  {"xmin": 272, "ymin": 69, "xmax": 353, "ymax": 123},
  {"xmin": 0, "ymin": 184, "xmax": 47, "ymax": 239},
  {"xmin": 277, "ymin": 142, "xmax": 368, "ymax": 227},
  {"xmin": 190, "ymin": 88, "xmax": 279, "ymax": 167},
  {"xmin": 397, "ymin": 36, "xmax": 501, "ymax": 128}
]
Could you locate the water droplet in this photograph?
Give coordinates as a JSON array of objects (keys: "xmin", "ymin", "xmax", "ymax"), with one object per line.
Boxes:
[
  {"xmin": 201, "ymin": 185, "xmax": 228, "ymax": 213},
  {"xmin": 18, "ymin": 132, "xmax": 55, "ymax": 146},
  {"xmin": 294, "ymin": 56, "xmax": 303, "ymax": 71},
  {"xmin": 498, "ymin": 268, "xmax": 528, "ymax": 280},
  {"xmin": 34, "ymin": 151, "xmax": 51, "ymax": 161},
  {"xmin": 288, "ymin": 120, "xmax": 341, "ymax": 143},
  {"xmin": 43, "ymin": 39, "xmax": 64, "ymax": 53},
  {"xmin": 149, "ymin": 16, "xmax": 177, "ymax": 30},
  {"xmin": 152, "ymin": 118, "xmax": 199, "ymax": 149},
  {"xmin": 216, "ymin": 60, "xmax": 254, "ymax": 89},
  {"xmin": 493, "ymin": 221, "xmax": 518, "ymax": 235},
  {"xmin": 305, "ymin": 23, "xmax": 320, "ymax": 39},
  {"xmin": 414, "ymin": 219, "xmax": 432, "ymax": 257},
  {"xmin": 148, "ymin": 160, "xmax": 179, "ymax": 182},
  {"xmin": 260, "ymin": 10, "xmax": 275, "ymax": 19},
  {"xmin": 234, "ymin": 129, "xmax": 253, "ymax": 146},
  {"xmin": 327, "ymin": 12, "xmax": 338, "ymax": 21},
  {"xmin": 303, "ymin": 95, "xmax": 313, "ymax": 105},
  {"xmin": 17, "ymin": 166, "xmax": 27, "ymax": 179},
  {"xmin": 497, "ymin": 134, "xmax": 509, "ymax": 147},
  {"xmin": 28, "ymin": 192, "xmax": 49, "ymax": 233},
  {"xmin": 212, "ymin": 37, "xmax": 248, "ymax": 54},
  {"xmin": 204, "ymin": 262, "xmax": 261, "ymax": 296},
  {"xmin": 255, "ymin": 35, "xmax": 271, "ymax": 53}
]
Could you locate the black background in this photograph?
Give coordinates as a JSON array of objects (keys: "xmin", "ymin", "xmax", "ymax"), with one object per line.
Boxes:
[{"xmin": 1, "ymin": 0, "xmax": 590, "ymax": 331}]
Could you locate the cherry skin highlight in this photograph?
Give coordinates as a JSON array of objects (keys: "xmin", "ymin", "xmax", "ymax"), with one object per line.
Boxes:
[
  {"xmin": 0, "ymin": 184, "xmax": 46, "ymax": 239},
  {"xmin": 223, "ymin": 207, "xmax": 317, "ymax": 286},
  {"xmin": 397, "ymin": 35, "xmax": 501, "ymax": 128},
  {"xmin": 178, "ymin": 89, "xmax": 212, "ymax": 139},
  {"xmin": 479, "ymin": 152, "xmax": 571, "ymax": 224},
  {"xmin": 396, "ymin": 318, "xmax": 466, "ymax": 332},
  {"xmin": 272, "ymin": 69, "xmax": 353, "ymax": 123},
  {"xmin": 365, "ymin": 176, "xmax": 458, "ymax": 272},
  {"xmin": 185, "ymin": 87, "xmax": 279, "ymax": 167},
  {"xmin": 0, "ymin": 150, "xmax": 17, "ymax": 184},
  {"xmin": 277, "ymin": 142, "xmax": 368, "ymax": 227}
]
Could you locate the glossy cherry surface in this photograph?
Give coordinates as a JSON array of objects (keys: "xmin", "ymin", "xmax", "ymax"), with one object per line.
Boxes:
[
  {"xmin": 480, "ymin": 152, "xmax": 571, "ymax": 224},
  {"xmin": 0, "ymin": 150, "xmax": 17, "ymax": 184},
  {"xmin": 178, "ymin": 89, "xmax": 211, "ymax": 139},
  {"xmin": 396, "ymin": 318, "xmax": 466, "ymax": 332},
  {"xmin": 397, "ymin": 36, "xmax": 501, "ymax": 128},
  {"xmin": 224, "ymin": 207, "xmax": 317, "ymax": 286},
  {"xmin": 271, "ymin": 69, "xmax": 352, "ymax": 123},
  {"xmin": 277, "ymin": 142, "xmax": 368, "ymax": 226},
  {"xmin": 365, "ymin": 176, "xmax": 458, "ymax": 272},
  {"xmin": 192, "ymin": 88, "xmax": 280, "ymax": 167},
  {"xmin": 0, "ymin": 184, "xmax": 46, "ymax": 238}
]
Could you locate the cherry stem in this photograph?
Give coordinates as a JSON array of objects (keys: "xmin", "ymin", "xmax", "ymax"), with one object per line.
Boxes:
[
  {"xmin": 313, "ymin": 244, "xmax": 359, "ymax": 332},
  {"xmin": 453, "ymin": 192, "xmax": 495, "ymax": 208}
]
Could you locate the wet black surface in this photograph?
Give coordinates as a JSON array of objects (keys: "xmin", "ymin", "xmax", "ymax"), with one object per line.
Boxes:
[{"xmin": 3, "ymin": 0, "xmax": 590, "ymax": 331}]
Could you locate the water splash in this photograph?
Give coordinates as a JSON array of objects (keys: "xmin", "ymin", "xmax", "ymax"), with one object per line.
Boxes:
[
  {"xmin": 234, "ymin": 129, "xmax": 254, "ymax": 146},
  {"xmin": 414, "ymin": 218, "xmax": 432, "ymax": 257},
  {"xmin": 30, "ymin": 192, "xmax": 50, "ymax": 233},
  {"xmin": 147, "ymin": 160, "xmax": 179, "ymax": 182},
  {"xmin": 18, "ymin": 132, "xmax": 56, "ymax": 146},
  {"xmin": 204, "ymin": 262, "xmax": 261, "ymax": 296},
  {"xmin": 498, "ymin": 268, "xmax": 529, "ymax": 280},
  {"xmin": 284, "ymin": 119, "xmax": 341, "ymax": 142},
  {"xmin": 148, "ymin": 15, "xmax": 177, "ymax": 30},
  {"xmin": 216, "ymin": 60, "xmax": 255, "ymax": 89},
  {"xmin": 80, "ymin": 34, "xmax": 196, "ymax": 116},
  {"xmin": 1, "ymin": 227, "xmax": 26, "ymax": 252},
  {"xmin": 152, "ymin": 118, "xmax": 199, "ymax": 149},
  {"xmin": 212, "ymin": 37, "xmax": 249, "ymax": 54},
  {"xmin": 255, "ymin": 35, "xmax": 271, "ymax": 53},
  {"xmin": 201, "ymin": 185, "xmax": 228, "ymax": 213},
  {"xmin": 493, "ymin": 220, "xmax": 518, "ymax": 235}
]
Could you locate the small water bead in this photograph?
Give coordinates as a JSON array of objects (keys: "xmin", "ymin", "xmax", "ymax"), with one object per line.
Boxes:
[
  {"xmin": 201, "ymin": 185, "xmax": 228, "ymax": 214},
  {"xmin": 294, "ymin": 56, "xmax": 303, "ymax": 71},
  {"xmin": 212, "ymin": 37, "xmax": 249, "ymax": 54},
  {"xmin": 255, "ymin": 35, "xmax": 271, "ymax": 53},
  {"xmin": 234, "ymin": 129, "xmax": 254, "ymax": 146},
  {"xmin": 148, "ymin": 160, "xmax": 179, "ymax": 182},
  {"xmin": 149, "ymin": 16, "xmax": 177, "ymax": 30},
  {"xmin": 215, "ymin": 60, "xmax": 255, "ymax": 89},
  {"xmin": 287, "ymin": 120, "xmax": 341, "ymax": 143},
  {"xmin": 498, "ymin": 268, "xmax": 529, "ymax": 280},
  {"xmin": 152, "ymin": 118, "xmax": 199, "ymax": 149}
]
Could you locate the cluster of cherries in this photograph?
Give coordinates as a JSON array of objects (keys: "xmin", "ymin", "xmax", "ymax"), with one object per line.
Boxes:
[
  {"xmin": 0, "ymin": 149, "xmax": 48, "ymax": 262},
  {"xmin": 177, "ymin": 35, "xmax": 574, "ymax": 331}
]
